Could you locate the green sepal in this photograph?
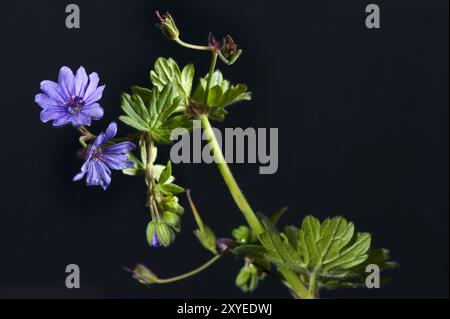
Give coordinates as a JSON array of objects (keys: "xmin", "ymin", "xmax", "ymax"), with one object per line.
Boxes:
[{"xmin": 194, "ymin": 225, "xmax": 218, "ymax": 255}]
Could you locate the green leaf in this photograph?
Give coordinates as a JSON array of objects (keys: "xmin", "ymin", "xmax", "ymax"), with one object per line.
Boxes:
[
  {"xmin": 120, "ymin": 83, "xmax": 191, "ymax": 143},
  {"xmin": 150, "ymin": 57, "xmax": 194, "ymax": 106},
  {"xmin": 191, "ymin": 70, "xmax": 251, "ymax": 121},
  {"xmin": 296, "ymin": 216, "xmax": 371, "ymax": 277},
  {"xmin": 181, "ymin": 64, "xmax": 195, "ymax": 97},
  {"xmin": 147, "ymin": 84, "xmax": 186, "ymax": 144},
  {"xmin": 119, "ymin": 93, "xmax": 150, "ymax": 131},
  {"xmin": 158, "ymin": 161, "xmax": 172, "ymax": 185},
  {"xmin": 233, "ymin": 244, "xmax": 268, "ymax": 259},
  {"xmin": 158, "ymin": 183, "xmax": 185, "ymax": 195}
]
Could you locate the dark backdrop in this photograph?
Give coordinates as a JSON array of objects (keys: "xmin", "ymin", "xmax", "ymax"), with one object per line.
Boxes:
[{"xmin": 0, "ymin": 0, "xmax": 448, "ymax": 298}]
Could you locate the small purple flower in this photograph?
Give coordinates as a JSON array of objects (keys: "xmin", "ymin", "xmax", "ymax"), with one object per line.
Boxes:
[
  {"xmin": 73, "ymin": 122, "xmax": 136, "ymax": 190},
  {"xmin": 35, "ymin": 66, "xmax": 105, "ymax": 126}
]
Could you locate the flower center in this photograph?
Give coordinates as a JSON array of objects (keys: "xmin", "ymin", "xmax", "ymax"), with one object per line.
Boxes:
[
  {"xmin": 92, "ymin": 148, "xmax": 103, "ymax": 161},
  {"xmin": 66, "ymin": 96, "xmax": 85, "ymax": 114}
]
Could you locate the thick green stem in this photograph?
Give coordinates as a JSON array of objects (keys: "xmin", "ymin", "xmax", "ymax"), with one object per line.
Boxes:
[
  {"xmin": 196, "ymin": 45, "xmax": 309, "ymax": 299},
  {"xmin": 154, "ymin": 255, "xmax": 222, "ymax": 284},
  {"xmin": 200, "ymin": 114, "xmax": 264, "ymax": 235}
]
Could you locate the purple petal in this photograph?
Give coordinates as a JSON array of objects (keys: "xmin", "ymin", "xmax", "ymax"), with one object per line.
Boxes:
[
  {"xmin": 152, "ymin": 233, "xmax": 159, "ymax": 246},
  {"xmin": 52, "ymin": 113, "xmax": 73, "ymax": 126},
  {"xmin": 40, "ymin": 80, "xmax": 67, "ymax": 104},
  {"xmin": 74, "ymin": 66, "xmax": 89, "ymax": 97},
  {"xmin": 102, "ymin": 153, "xmax": 134, "ymax": 170},
  {"xmin": 84, "ymin": 85, "xmax": 105, "ymax": 105},
  {"xmin": 92, "ymin": 132, "xmax": 106, "ymax": 149},
  {"xmin": 86, "ymin": 161, "xmax": 111, "ymax": 190},
  {"xmin": 35, "ymin": 93, "xmax": 62, "ymax": 109},
  {"xmin": 58, "ymin": 66, "xmax": 75, "ymax": 97},
  {"xmin": 81, "ymin": 103, "xmax": 104, "ymax": 120},
  {"xmin": 103, "ymin": 141, "xmax": 136, "ymax": 155},
  {"xmin": 72, "ymin": 112, "xmax": 92, "ymax": 126},
  {"xmin": 73, "ymin": 161, "xmax": 89, "ymax": 181},
  {"xmin": 83, "ymin": 72, "xmax": 100, "ymax": 100},
  {"xmin": 40, "ymin": 107, "xmax": 68, "ymax": 123},
  {"xmin": 103, "ymin": 122, "xmax": 117, "ymax": 143}
]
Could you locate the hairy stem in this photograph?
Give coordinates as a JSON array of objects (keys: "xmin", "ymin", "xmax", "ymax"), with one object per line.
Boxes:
[
  {"xmin": 186, "ymin": 189, "xmax": 205, "ymax": 231},
  {"xmin": 153, "ymin": 255, "xmax": 222, "ymax": 284},
  {"xmin": 203, "ymin": 50, "xmax": 218, "ymax": 107},
  {"xmin": 174, "ymin": 38, "xmax": 212, "ymax": 51},
  {"xmin": 200, "ymin": 114, "xmax": 264, "ymax": 234},
  {"xmin": 197, "ymin": 52, "xmax": 310, "ymax": 299},
  {"xmin": 145, "ymin": 134, "xmax": 160, "ymax": 219}
]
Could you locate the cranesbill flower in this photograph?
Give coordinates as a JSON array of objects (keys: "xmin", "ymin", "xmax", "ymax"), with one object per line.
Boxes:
[
  {"xmin": 35, "ymin": 66, "xmax": 105, "ymax": 126},
  {"xmin": 73, "ymin": 122, "xmax": 136, "ymax": 190}
]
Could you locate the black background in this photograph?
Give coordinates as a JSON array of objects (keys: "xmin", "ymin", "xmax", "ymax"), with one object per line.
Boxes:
[{"xmin": 0, "ymin": 0, "xmax": 447, "ymax": 298}]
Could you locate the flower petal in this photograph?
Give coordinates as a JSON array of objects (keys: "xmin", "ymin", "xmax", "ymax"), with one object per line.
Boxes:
[
  {"xmin": 52, "ymin": 113, "xmax": 73, "ymax": 126},
  {"xmin": 81, "ymin": 103, "xmax": 104, "ymax": 120},
  {"xmin": 35, "ymin": 93, "xmax": 62, "ymax": 109},
  {"xmin": 83, "ymin": 72, "xmax": 99, "ymax": 100},
  {"xmin": 102, "ymin": 153, "xmax": 134, "ymax": 170},
  {"xmin": 103, "ymin": 122, "xmax": 117, "ymax": 143},
  {"xmin": 86, "ymin": 161, "xmax": 111, "ymax": 190},
  {"xmin": 84, "ymin": 85, "xmax": 105, "ymax": 105},
  {"xmin": 103, "ymin": 141, "xmax": 136, "ymax": 155},
  {"xmin": 40, "ymin": 80, "xmax": 67, "ymax": 104},
  {"xmin": 74, "ymin": 66, "xmax": 89, "ymax": 97},
  {"xmin": 97, "ymin": 161, "xmax": 112, "ymax": 190},
  {"xmin": 73, "ymin": 160, "xmax": 89, "ymax": 181},
  {"xmin": 72, "ymin": 112, "xmax": 92, "ymax": 126},
  {"xmin": 92, "ymin": 132, "xmax": 106, "ymax": 149},
  {"xmin": 40, "ymin": 107, "xmax": 68, "ymax": 123},
  {"xmin": 58, "ymin": 66, "xmax": 75, "ymax": 97}
]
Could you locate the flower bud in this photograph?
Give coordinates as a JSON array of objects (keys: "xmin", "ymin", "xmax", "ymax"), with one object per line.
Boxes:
[
  {"xmin": 232, "ymin": 225, "xmax": 256, "ymax": 244},
  {"xmin": 208, "ymin": 33, "xmax": 220, "ymax": 50},
  {"xmin": 235, "ymin": 263, "xmax": 259, "ymax": 292},
  {"xmin": 163, "ymin": 211, "xmax": 181, "ymax": 230},
  {"xmin": 216, "ymin": 238, "xmax": 235, "ymax": 252},
  {"xmin": 155, "ymin": 11, "xmax": 180, "ymax": 41},
  {"xmin": 162, "ymin": 195, "xmax": 184, "ymax": 215},
  {"xmin": 221, "ymin": 35, "xmax": 242, "ymax": 64},
  {"xmin": 146, "ymin": 220, "xmax": 158, "ymax": 247},
  {"xmin": 126, "ymin": 264, "xmax": 158, "ymax": 285},
  {"xmin": 155, "ymin": 220, "xmax": 175, "ymax": 247}
]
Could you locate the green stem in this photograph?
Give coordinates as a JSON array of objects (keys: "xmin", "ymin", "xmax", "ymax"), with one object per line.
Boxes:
[
  {"xmin": 203, "ymin": 50, "xmax": 218, "ymax": 107},
  {"xmin": 202, "ymin": 114, "xmax": 309, "ymax": 298},
  {"xmin": 200, "ymin": 114, "xmax": 264, "ymax": 235},
  {"xmin": 145, "ymin": 134, "xmax": 160, "ymax": 219},
  {"xmin": 186, "ymin": 189, "xmax": 205, "ymax": 231},
  {"xmin": 175, "ymin": 38, "xmax": 212, "ymax": 51},
  {"xmin": 307, "ymin": 274, "xmax": 316, "ymax": 299},
  {"xmin": 154, "ymin": 255, "xmax": 222, "ymax": 284}
]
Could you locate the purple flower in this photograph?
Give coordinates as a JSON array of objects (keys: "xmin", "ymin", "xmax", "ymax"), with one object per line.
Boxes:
[
  {"xmin": 35, "ymin": 66, "xmax": 105, "ymax": 126},
  {"xmin": 73, "ymin": 122, "xmax": 136, "ymax": 190}
]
